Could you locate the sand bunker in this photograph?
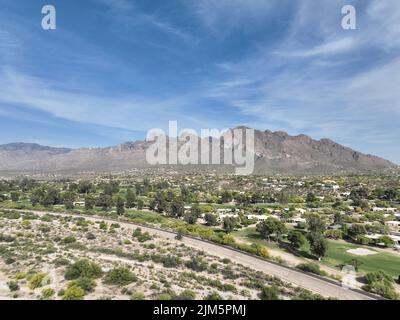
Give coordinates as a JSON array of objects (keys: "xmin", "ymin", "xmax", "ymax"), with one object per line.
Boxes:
[{"xmin": 347, "ymin": 248, "xmax": 378, "ymax": 256}]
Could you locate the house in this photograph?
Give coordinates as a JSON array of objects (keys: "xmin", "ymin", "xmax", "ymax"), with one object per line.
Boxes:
[
  {"xmin": 245, "ymin": 214, "xmax": 268, "ymax": 221},
  {"xmin": 73, "ymin": 201, "xmax": 85, "ymax": 207},
  {"xmin": 218, "ymin": 214, "xmax": 239, "ymax": 221},
  {"xmin": 372, "ymin": 207, "xmax": 397, "ymax": 212},
  {"xmin": 385, "ymin": 221, "xmax": 400, "ymax": 233},
  {"xmin": 292, "ymin": 217, "xmax": 306, "ymax": 223},
  {"xmin": 216, "ymin": 208, "xmax": 233, "ymax": 214}
]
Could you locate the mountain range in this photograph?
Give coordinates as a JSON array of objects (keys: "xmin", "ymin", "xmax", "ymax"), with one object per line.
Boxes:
[{"xmin": 0, "ymin": 128, "xmax": 397, "ymax": 174}]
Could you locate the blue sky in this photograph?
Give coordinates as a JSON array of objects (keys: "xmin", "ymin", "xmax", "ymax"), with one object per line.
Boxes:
[{"xmin": 0, "ymin": 0, "xmax": 399, "ymax": 163}]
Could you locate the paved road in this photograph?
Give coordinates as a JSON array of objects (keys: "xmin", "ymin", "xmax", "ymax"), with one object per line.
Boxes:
[{"xmin": 9, "ymin": 209, "xmax": 377, "ymax": 300}]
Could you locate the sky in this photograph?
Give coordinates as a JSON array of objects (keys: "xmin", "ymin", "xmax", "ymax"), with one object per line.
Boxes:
[{"xmin": 0, "ymin": 0, "xmax": 399, "ymax": 163}]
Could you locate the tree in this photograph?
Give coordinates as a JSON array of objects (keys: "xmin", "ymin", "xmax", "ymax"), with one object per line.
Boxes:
[
  {"xmin": 10, "ymin": 191, "xmax": 20, "ymax": 202},
  {"xmin": 65, "ymin": 201, "xmax": 74, "ymax": 210},
  {"xmin": 378, "ymin": 236, "xmax": 395, "ymax": 248},
  {"xmin": 287, "ymin": 230, "xmax": 307, "ymax": 250},
  {"xmin": 308, "ymin": 233, "xmax": 328, "ymax": 260},
  {"xmin": 256, "ymin": 218, "xmax": 286, "ymax": 241},
  {"xmin": 115, "ymin": 196, "xmax": 125, "ymax": 215},
  {"xmin": 136, "ymin": 199, "xmax": 144, "ymax": 210},
  {"xmin": 103, "ymin": 181, "xmax": 119, "ymax": 195},
  {"xmin": 96, "ymin": 194, "xmax": 112, "ymax": 211},
  {"xmin": 276, "ymin": 190, "xmax": 289, "ymax": 204},
  {"xmin": 222, "ymin": 217, "xmax": 236, "ymax": 234},
  {"xmin": 126, "ymin": 188, "xmax": 136, "ymax": 208},
  {"xmin": 169, "ymin": 199, "xmax": 184, "ymax": 218},
  {"xmin": 84, "ymin": 195, "xmax": 95, "ymax": 210},
  {"xmin": 184, "ymin": 204, "xmax": 201, "ymax": 225},
  {"xmin": 220, "ymin": 190, "xmax": 233, "ymax": 203},
  {"xmin": 349, "ymin": 224, "xmax": 367, "ymax": 239},
  {"xmin": 344, "ymin": 259, "xmax": 363, "ymax": 272},
  {"xmin": 307, "ymin": 216, "xmax": 326, "ymax": 234},
  {"xmin": 77, "ymin": 181, "xmax": 94, "ymax": 194},
  {"xmin": 333, "ymin": 212, "xmax": 343, "ymax": 224},
  {"xmin": 306, "ymin": 193, "xmax": 317, "ymax": 203},
  {"xmin": 204, "ymin": 213, "xmax": 219, "ymax": 226}
]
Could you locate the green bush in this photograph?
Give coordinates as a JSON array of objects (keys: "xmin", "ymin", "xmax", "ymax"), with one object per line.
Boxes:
[
  {"xmin": 297, "ymin": 263, "xmax": 327, "ymax": 276},
  {"xmin": 63, "ymin": 285, "xmax": 85, "ymax": 300},
  {"xmin": 175, "ymin": 289, "xmax": 196, "ymax": 300},
  {"xmin": 64, "ymin": 260, "xmax": 103, "ymax": 280},
  {"xmin": 130, "ymin": 292, "xmax": 146, "ymax": 300},
  {"xmin": 204, "ymin": 292, "xmax": 222, "ymax": 300},
  {"xmin": 363, "ymin": 271, "xmax": 399, "ymax": 300},
  {"xmin": 260, "ymin": 285, "xmax": 280, "ymax": 300},
  {"xmin": 161, "ymin": 255, "xmax": 181, "ymax": 268},
  {"xmin": 7, "ymin": 281, "xmax": 19, "ymax": 292},
  {"xmin": 103, "ymin": 267, "xmax": 137, "ymax": 286},
  {"xmin": 132, "ymin": 228, "xmax": 152, "ymax": 242},
  {"xmin": 185, "ymin": 256, "xmax": 207, "ymax": 272},
  {"xmin": 41, "ymin": 288, "xmax": 55, "ymax": 300},
  {"xmin": 157, "ymin": 293, "xmax": 172, "ymax": 300},
  {"xmin": 28, "ymin": 273, "xmax": 49, "ymax": 290},
  {"xmin": 69, "ymin": 277, "xmax": 96, "ymax": 293}
]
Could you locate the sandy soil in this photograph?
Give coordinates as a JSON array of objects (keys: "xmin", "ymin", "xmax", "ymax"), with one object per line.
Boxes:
[{"xmin": 18, "ymin": 209, "xmax": 376, "ymax": 300}]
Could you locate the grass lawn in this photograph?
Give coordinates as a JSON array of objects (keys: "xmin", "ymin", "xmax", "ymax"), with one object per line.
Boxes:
[
  {"xmin": 233, "ymin": 227, "xmax": 400, "ymax": 278},
  {"xmin": 323, "ymin": 240, "xmax": 400, "ymax": 277},
  {"xmin": 232, "ymin": 227, "xmax": 282, "ymax": 251}
]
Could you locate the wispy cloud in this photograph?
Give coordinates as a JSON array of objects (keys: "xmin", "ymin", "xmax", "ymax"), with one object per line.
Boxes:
[{"xmin": 279, "ymin": 37, "xmax": 357, "ymax": 57}]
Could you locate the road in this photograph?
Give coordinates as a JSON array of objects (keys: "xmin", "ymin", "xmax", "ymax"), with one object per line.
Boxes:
[{"xmin": 7, "ymin": 209, "xmax": 377, "ymax": 300}]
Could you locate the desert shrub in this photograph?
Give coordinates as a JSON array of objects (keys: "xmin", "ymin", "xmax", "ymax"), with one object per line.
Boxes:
[
  {"xmin": 206, "ymin": 279, "xmax": 237, "ymax": 293},
  {"xmin": 259, "ymin": 285, "xmax": 280, "ymax": 300},
  {"xmin": 297, "ymin": 263, "xmax": 327, "ymax": 276},
  {"xmin": 204, "ymin": 292, "xmax": 222, "ymax": 300},
  {"xmin": 69, "ymin": 277, "xmax": 96, "ymax": 293},
  {"xmin": 132, "ymin": 228, "xmax": 152, "ymax": 242},
  {"xmin": 185, "ymin": 256, "xmax": 207, "ymax": 272},
  {"xmin": 130, "ymin": 292, "xmax": 146, "ymax": 300},
  {"xmin": 0, "ymin": 234, "xmax": 16, "ymax": 242},
  {"xmin": 61, "ymin": 236, "xmax": 76, "ymax": 244},
  {"xmin": 99, "ymin": 221, "xmax": 108, "ymax": 230},
  {"xmin": 157, "ymin": 293, "xmax": 172, "ymax": 300},
  {"xmin": 63, "ymin": 285, "xmax": 85, "ymax": 300},
  {"xmin": 7, "ymin": 281, "xmax": 19, "ymax": 292},
  {"xmin": 103, "ymin": 267, "xmax": 137, "ymax": 286},
  {"xmin": 363, "ymin": 271, "xmax": 399, "ymax": 300},
  {"xmin": 86, "ymin": 233, "xmax": 96, "ymax": 240},
  {"xmin": 292, "ymin": 288, "xmax": 326, "ymax": 300},
  {"xmin": 41, "ymin": 288, "xmax": 55, "ymax": 300},
  {"xmin": 28, "ymin": 273, "xmax": 49, "ymax": 290},
  {"xmin": 175, "ymin": 289, "xmax": 196, "ymax": 300},
  {"xmin": 15, "ymin": 272, "xmax": 26, "ymax": 280},
  {"xmin": 21, "ymin": 220, "xmax": 31, "ymax": 229},
  {"xmin": 4, "ymin": 256, "xmax": 15, "ymax": 265},
  {"xmin": 53, "ymin": 257, "xmax": 70, "ymax": 267},
  {"xmin": 64, "ymin": 260, "xmax": 103, "ymax": 280},
  {"xmin": 161, "ymin": 255, "xmax": 181, "ymax": 268}
]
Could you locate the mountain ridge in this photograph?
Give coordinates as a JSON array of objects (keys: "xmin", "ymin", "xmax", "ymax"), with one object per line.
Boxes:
[{"xmin": 0, "ymin": 128, "xmax": 397, "ymax": 174}]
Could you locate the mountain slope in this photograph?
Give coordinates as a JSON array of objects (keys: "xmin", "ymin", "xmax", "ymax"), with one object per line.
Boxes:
[{"xmin": 0, "ymin": 129, "xmax": 396, "ymax": 173}]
